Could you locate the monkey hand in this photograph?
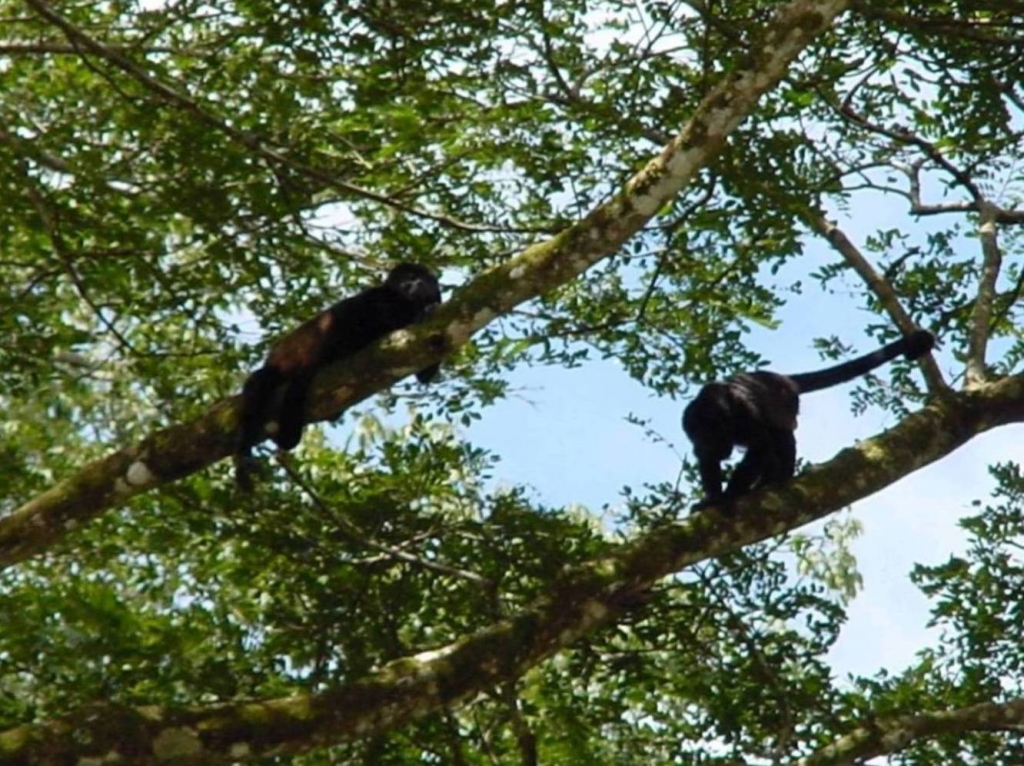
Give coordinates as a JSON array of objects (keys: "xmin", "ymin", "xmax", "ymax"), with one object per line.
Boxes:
[
  {"xmin": 691, "ymin": 495, "xmax": 736, "ymax": 514},
  {"xmin": 233, "ymin": 454, "xmax": 266, "ymax": 492}
]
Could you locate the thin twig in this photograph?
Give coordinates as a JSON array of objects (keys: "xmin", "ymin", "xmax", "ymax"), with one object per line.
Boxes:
[
  {"xmin": 837, "ymin": 101, "xmax": 985, "ymax": 204},
  {"xmin": 275, "ymin": 455, "xmax": 496, "ymax": 590},
  {"xmin": 24, "ymin": 0, "xmax": 537, "ymax": 235},
  {"xmin": 500, "ymin": 683, "xmax": 538, "ymax": 766},
  {"xmin": 11, "ymin": 154, "xmax": 139, "ymax": 355},
  {"xmin": 808, "ymin": 213, "xmax": 946, "ymax": 393}
]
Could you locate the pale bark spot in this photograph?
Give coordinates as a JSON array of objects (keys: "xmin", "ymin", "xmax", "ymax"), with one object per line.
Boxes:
[
  {"xmin": 413, "ymin": 645, "xmax": 455, "ymax": 664},
  {"xmin": 448, "ymin": 323, "xmax": 472, "ymax": 344},
  {"xmin": 152, "ymin": 727, "xmax": 203, "ymax": 760},
  {"xmin": 632, "ymin": 193, "xmax": 661, "ymax": 217},
  {"xmin": 77, "ymin": 752, "xmax": 121, "ymax": 766},
  {"xmin": 126, "ymin": 461, "xmax": 156, "ymax": 487},
  {"xmin": 472, "ymin": 308, "xmax": 496, "ymax": 327},
  {"xmin": 229, "ymin": 742, "xmax": 251, "ymax": 758},
  {"xmin": 583, "ymin": 599, "xmax": 609, "ymax": 623}
]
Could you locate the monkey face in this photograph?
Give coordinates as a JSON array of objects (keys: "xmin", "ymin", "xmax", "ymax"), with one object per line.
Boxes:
[{"xmin": 386, "ymin": 262, "xmax": 442, "ymax": 308}]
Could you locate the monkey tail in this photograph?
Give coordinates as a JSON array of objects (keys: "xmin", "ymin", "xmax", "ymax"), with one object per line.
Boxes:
[
  {"xmin": 789, "ymin": 330, "xmax": 935, "ymax": 394},
  {"xmin": 415, "ymin": 362, "xmax": 441, "ymax": 384},
  {"xmin": 234, "ymin": 366, "xmax": 282, "ymax": 489}
]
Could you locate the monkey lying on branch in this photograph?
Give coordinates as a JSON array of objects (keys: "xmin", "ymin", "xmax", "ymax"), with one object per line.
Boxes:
[{"xmin": 235, "ymin": 262, "xmax": 442, "ymax": 489}]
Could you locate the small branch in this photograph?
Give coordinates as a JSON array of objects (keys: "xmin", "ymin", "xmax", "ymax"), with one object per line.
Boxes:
[
  {"xmin": 965, "ymin": 202, "xmax": 1003, "ymax": 386},
  {"xmin": 838, "ymin": 102, "xmax": 984, "ymax": 203},
  {"xmin": 849, "ymin": 1, "xmax": 1024, "ymax": 46},
  {"xmin": 636, "ymin": 249, "xmax": 668, "ymax": 324},
  {"xmin": 899, "ymin": 159, "xmax": 974, "ymax": 216},
  {"xmin": 910, "ymin": 201, "xmax": 979, "ymax": 217},
  {"xmin": 500, "ymin": 684, "xmax": 538, "ymax": 766},
  {"xmin": 0, "ymin": 40, "xmax": 182, "ymax": 55},
  {"xmin": 9, "ymin": 149, "xmax": 140, "ymax": 356},
  {"xmin": 809, "ymin": 213, "xmax": 946, "ymax": 393},
  {"xmin": 993, "ymin": 209, "xmax": 1024, "ymax": 226},
  {"xmin": 987, "ymin": 269, "xmax": 1024, "ymax": 336},
  {"xmin": 896, "ymin": 161, "xmax": 1024, "ymax": 224},
  {"xmin": 791, "ymin": 697, "xmax": 1024, "ymax": 766},
  {"xmin": 0, "ymin": 123, "xmax": 75, "ymax": 176}
]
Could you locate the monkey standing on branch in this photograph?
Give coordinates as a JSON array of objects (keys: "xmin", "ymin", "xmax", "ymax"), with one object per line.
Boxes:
[
  {"xmin": 235, "ymin": 262, "xmax": 442, "ymax": 488},
  {"xmin": 682, "ymin": 330, "xmax": 935, "ymax": 509}
]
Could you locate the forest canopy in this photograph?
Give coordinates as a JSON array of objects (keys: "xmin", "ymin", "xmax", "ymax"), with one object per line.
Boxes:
[{"xmin": 1, "ymin": 0, "xmax": 1024, "ymax": 763}]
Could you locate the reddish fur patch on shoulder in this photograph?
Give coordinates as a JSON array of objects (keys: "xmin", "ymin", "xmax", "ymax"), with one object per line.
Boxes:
[{"xmin": 267, "ymin": 312, "xmax": 332, "ymax": 373}]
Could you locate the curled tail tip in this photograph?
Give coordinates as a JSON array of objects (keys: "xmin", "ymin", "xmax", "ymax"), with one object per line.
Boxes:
[
  {"xmin": 904, "ymin": 329, "xmax": 936, "ymax": 359},
  {"xmin": 415, "ymin": 362, "xmax": 441, "ymax": 384}
]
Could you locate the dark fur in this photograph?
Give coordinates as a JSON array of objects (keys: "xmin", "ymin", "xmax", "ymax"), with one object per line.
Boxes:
[
  {"xmin": 235, "ymin": 263, "xmax": 441, "ymax": 487},
  {"xmin": 683, "ymin": 330, "xmax": 934, "ymax": 508}
]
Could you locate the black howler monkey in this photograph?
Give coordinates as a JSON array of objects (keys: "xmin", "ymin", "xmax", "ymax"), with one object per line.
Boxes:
[
  {"xmin": 235, "ymin": 262, "xmax": 442, "ymax": 486},
  {"xmin": 683, "ymin": 330, "xmax": 935, "ymax": 508}
]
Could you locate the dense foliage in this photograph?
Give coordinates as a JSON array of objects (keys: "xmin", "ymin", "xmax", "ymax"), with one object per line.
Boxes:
[{"xmin": 1, "ymin": 0, "xmax": 1023, "ymax": 763}]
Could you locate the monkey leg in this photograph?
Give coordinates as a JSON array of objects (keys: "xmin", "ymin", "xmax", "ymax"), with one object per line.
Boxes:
[
  {"xmin": 689, "ymin": 437, "xmax": 734, "ymax": 510},
  {"xmin": 723, "ymin": 430, "xmax": 795, "ymax": 504},
  {"xmin": 274, "ymin": 372, "xmax": 316, "ymax": 451},
  {"xmin": 694, "ymin": 452, "xmax": 725, "ymax": 505},
  {"xmin": 761, "ymin": 429, "xmax": 796, "ymax": 485},
  {"xmin": 724, "ymin": 437, "xmax": 771, "ymax": 500},
  {"xmin": 239, "ymin": 366, "xmax": 283, "ymax": 455}
]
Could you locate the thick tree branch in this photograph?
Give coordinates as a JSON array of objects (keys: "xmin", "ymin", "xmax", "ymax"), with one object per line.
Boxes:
[
  {"xmin": 0, "ymin": 0, "xmax": 853, "ymax": 572},
  {"xmin": 808, "ymin": 213, "xmax": 946, "ymax": 393},
  {"xmin": 966, "ymin": 202, "xmax": 1003, "ymax": 387},
  {"xmin": 792, "ymin": 697, "xmax": 1024, "ymax": 766},
  {"xmin": 3, "ymin": 374, "xmax": 1024, "ymax": 763}
]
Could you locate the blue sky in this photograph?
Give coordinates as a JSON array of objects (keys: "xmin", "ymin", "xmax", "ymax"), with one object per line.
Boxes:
[{"xmin": 459, "ymin": 205, "xmax": 1022, "ymax": 681}]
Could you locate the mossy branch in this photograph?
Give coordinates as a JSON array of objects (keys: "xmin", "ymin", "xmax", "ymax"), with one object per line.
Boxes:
[
  {"xmin": 3, "ymin": 374, "xmax": 1024, "ymax": 763},
  {"xmin": 0, "ymin": 0, "xmax": 852, "ymax": 572}
]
